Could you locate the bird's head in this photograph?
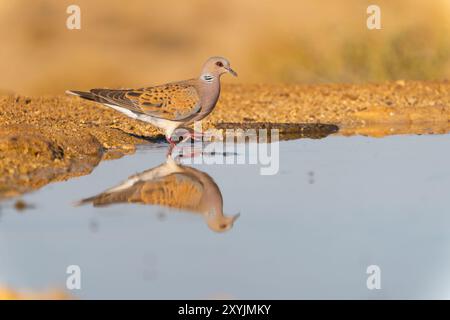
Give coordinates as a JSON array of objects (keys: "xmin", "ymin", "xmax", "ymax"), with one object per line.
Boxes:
[
  {"xmin": 201, "ymin": 56, "xmax": 237, "ymax": 80},
  {"xmin": 206, "ymin": 211, "xmax": 240, "ymax": 233}
]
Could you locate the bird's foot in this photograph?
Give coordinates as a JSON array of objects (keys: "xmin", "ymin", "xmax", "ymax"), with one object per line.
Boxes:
[{"xmin": 165, "ymin": 136, "xmax": 177, "ymax": 157}]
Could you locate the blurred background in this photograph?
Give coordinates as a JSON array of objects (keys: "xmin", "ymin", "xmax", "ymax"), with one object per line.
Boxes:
[{"xmin": 0, "ymin": 0, "xmax": 449, "ymax": 95}]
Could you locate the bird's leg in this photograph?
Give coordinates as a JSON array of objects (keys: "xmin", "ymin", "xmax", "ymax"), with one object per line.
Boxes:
[
  {"xmin": 166, "ymin": 136, "xmax": 177, "ymax": 147},
  {"xmin": 165, "ymin": 136, "xmax": 177, "ymax": 157},
  {"xmin": 166, "ymin": 134, "xmax": 180, "ymax": 154},
  {"xmin": 166, "ymin": 143, "xmax": 175, "ymax": 157}
]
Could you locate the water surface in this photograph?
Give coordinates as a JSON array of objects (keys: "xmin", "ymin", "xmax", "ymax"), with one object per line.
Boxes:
[{"xmin": 1, "ymin": 134, "xmax": 450, "ymax": 299}]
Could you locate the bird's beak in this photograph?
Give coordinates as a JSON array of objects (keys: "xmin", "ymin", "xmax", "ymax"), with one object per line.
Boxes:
[
  {"xmin": 226, "ymin": 67, "xmax": 238, "ymax": 77},
  {"xmin": 231, "ymin": 212, "xmax": 240, "ymax": 222}
]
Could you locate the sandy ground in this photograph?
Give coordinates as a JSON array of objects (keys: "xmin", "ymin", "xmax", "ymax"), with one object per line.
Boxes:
[
  {"xmin": 0, "ymin": 286, "xmax": 70, "ymax": 300},
  {"xmin": 1, "ymin": 80, "xmax": 449, "ymax": 198}
]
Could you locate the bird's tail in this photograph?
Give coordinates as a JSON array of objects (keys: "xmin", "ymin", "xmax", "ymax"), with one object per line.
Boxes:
[
  {"xmin": 73, "ymin": 191, "xmax": 133, "ymax": 207},
  {"xmin": 72, "ymin": 196, "xmax": 96, "ymax": 207},
  {"xmin": 65, "ymin": 90, "xmax": 99, "ymax": 102}
]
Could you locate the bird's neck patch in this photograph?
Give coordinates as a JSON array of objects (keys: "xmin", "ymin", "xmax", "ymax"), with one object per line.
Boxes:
[{"xmin": 201, "ymin": 74, "xmax": 215, "ymax": 83}]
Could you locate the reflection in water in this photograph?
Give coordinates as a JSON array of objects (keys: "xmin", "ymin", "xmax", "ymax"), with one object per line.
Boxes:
[
  {"xmin": 14, "ymin": 199, "xmax": 35, "ymax": 211},
  {"xmin": 76, "ymin": 155, "xmax": 239, "ymax": 233}
]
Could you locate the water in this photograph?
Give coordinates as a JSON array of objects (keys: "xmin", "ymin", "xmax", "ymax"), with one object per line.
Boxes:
[{"xmin": 1, "ymin": 134, "xmax": 450, "ymax": 299}]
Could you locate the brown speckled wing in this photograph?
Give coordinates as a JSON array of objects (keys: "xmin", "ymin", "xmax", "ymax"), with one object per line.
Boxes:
[
  {"xmin": 132, "ymin": 82, "xmax": 201, "ymax": 120},
  {"xmin": 89, "ymin": 173, "xmax": 205, "ymax": 213},
  {"xmin": 90, "ymin": 81, "xmax": 201, "ymax": 121},
  {"xmin": 136, "ymin": 174, "xmax": 204, "ymax": 211}
]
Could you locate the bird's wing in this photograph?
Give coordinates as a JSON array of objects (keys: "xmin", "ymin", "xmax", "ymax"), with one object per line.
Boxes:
[
  {"xmin": 82, "ymin": 173, "xmax": 205, "ymax": 213},
  {"xmin": 90, "ymin": 80, "xmax": 201, "ymax": 121},
  {"xmin": 137, "ymin": 173, "xmax": 204, "ymax": 212}
]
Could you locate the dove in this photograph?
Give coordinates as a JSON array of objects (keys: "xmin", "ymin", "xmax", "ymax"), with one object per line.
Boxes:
[
  {"xmin": 66, "ymin": 56, "xmax": 237, "ymax": 146},
  {"xmin": 76, "ymin": 155, "xmax": 240, "ymax": 233}
]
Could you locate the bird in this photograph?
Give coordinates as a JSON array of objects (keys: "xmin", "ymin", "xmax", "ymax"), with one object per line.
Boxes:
[
  {"xmin": 66, "ymin": 56, "xmax": 237, "ymax": 146},
  {"xmin": 75, "ymin": 155, "xmax": 240, "ymax": 233}
]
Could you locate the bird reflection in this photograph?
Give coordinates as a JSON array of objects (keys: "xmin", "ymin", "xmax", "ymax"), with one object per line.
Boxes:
[{"xmin": 76, "ymin": 155, "xmax": 239, "ymax": 233}]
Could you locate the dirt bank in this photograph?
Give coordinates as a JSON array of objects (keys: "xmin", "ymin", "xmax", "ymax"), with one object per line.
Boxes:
[{"xmin": 0, "ymin": 80, "xmax": 449, "ymax": 198}]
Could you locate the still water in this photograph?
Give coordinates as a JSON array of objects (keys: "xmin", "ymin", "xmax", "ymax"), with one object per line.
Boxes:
[{"xmin": 1, "ymin": 134, "xmax": 450, "ymax": 299}]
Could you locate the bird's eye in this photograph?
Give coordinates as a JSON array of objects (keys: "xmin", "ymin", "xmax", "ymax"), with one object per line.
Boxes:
[{"xmin": 216, "ymin": 61, "xmax": 224, "ymax": 67}]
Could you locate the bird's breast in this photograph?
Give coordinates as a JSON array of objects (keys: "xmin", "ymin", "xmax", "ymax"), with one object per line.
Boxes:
[{"xmin": 195, "ymin": 82, "xmax": 220, "ymax": 120}]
